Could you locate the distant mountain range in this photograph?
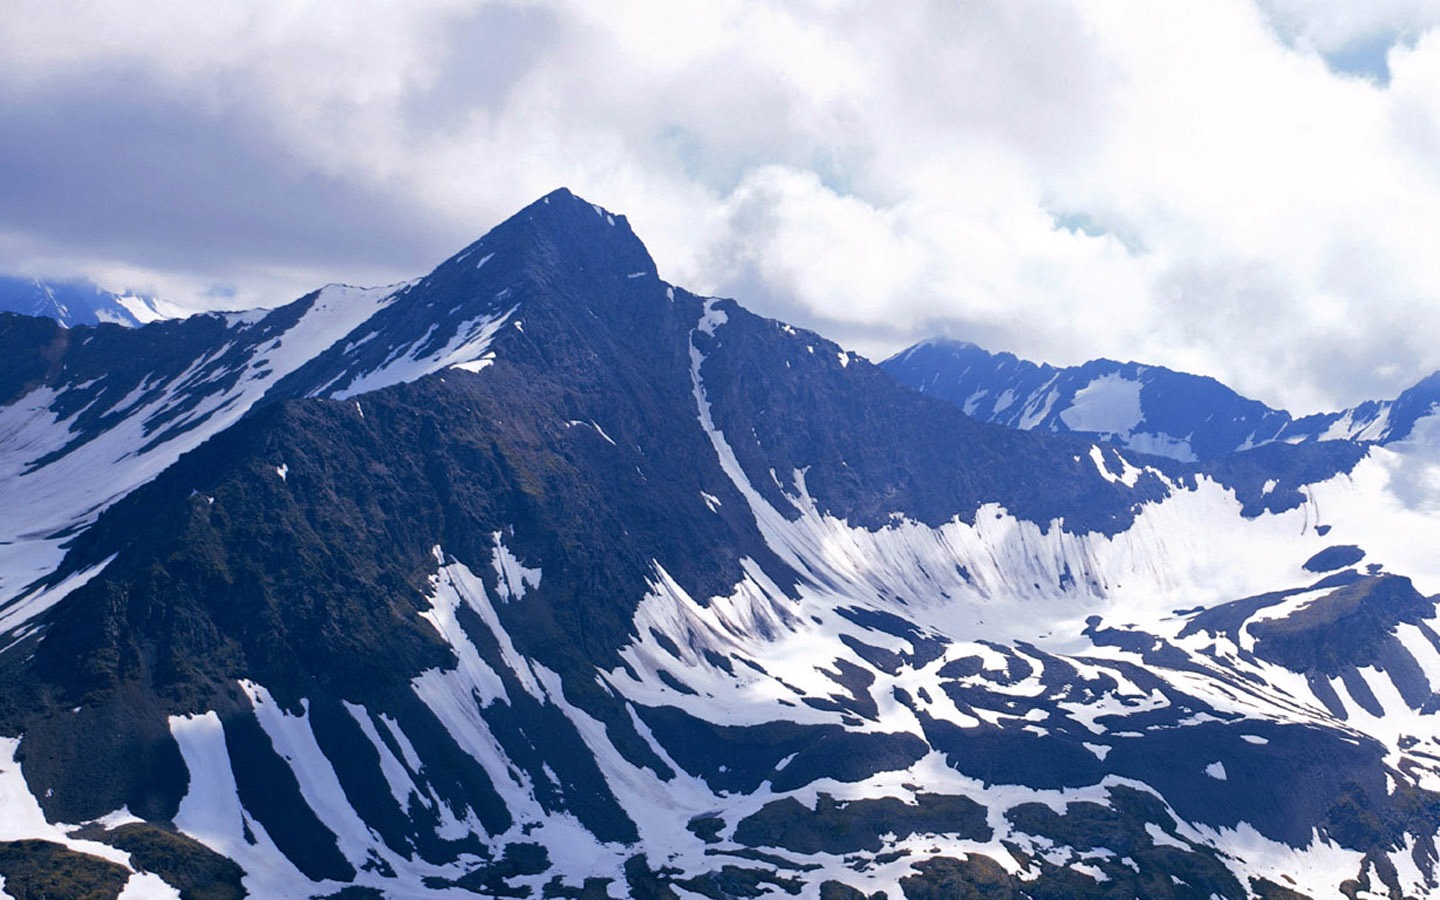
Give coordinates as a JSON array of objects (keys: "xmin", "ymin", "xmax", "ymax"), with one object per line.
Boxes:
[
  {"xmin": 882, "ymin": 338, "xmax": 1440, "ymax": 461},
  {"xmin": 0, "ymin": 274, "xmax": 188, "ymax": 327},
  {"xmin": 1, "ymin": 190, "xmax": 1439, "ymax": 897}
]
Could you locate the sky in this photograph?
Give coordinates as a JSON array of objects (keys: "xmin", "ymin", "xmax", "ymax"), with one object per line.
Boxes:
[{"xmin": 4, "ymin": 1, "xmax": 1440, "ymax": 414}]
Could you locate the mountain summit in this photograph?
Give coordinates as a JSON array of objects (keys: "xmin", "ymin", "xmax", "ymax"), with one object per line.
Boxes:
[{"xmin": 0, "ymin": 192, "xmax": 1439, "ymax": 897}]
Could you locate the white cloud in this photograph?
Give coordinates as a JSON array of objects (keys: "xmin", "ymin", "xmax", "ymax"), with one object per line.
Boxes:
[
  {"xmin": 3, "ymin": 0, "xmax": 1440, "ymax": 413},
  {"xmin": 1260, "ymin": 0, "xmax": 1440, "ymax": 54}
]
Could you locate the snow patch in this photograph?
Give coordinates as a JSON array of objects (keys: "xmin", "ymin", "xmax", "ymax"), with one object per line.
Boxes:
[
  {"xmin": 240, "ymin": 681, "xmax": 394, "ymax": 872},
  {"xmin": 1124, "ymin": 431, "xmax": 1197, "ymax": 462},
  {"xmin": 343, "ymin": 702, "xmax": 423, "ymax": 812},
  {"xmin": 1060, "ymin": 374, "xmax": 1144, "ymax": 435},
  {"xmin": 491, "ymin": 532, "xmax": 542, "ymax": 603},
  {"xmin": 335, "ymin": 306, "xmax": 515, "ymax": 398},
  {"xmin": 115, "ymin": 294, "xmax": 193, "ymax": 325},
  {"xmin": 1087, "ymin": 446, "xmax": 1144, "ymax": 488},
  {"xmin": 170, "ymin": 713, "xmax": 317, "ymax": 897},
  {"xmin": 118, "ymin": 873, "xmax": 181, "ymax": 899},
  {"xmin": 1017, "ymin": 387, "xmax": 1060, "ymax": 430},
  {"xmin": 451, "ymin": 353, "xmax": 496, "ymax": 373},
  {"xmin": 414, "ymin": 556, "xmax": 509, "ymax": 707}
]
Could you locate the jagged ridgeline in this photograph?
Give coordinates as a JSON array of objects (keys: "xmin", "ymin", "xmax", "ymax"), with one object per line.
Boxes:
[
  {"xmin": 0, "ymin": 189, "xmax": 1439, "ymax": 898},
  {"xmin": 881, "ymin": 337, "xmax": 1440, "ymax": 461}
]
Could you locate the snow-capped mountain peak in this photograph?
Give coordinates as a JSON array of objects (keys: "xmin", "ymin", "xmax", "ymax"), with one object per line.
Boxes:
[{"xmin": 2, "ymin": 192, "xmax": 1440, "ymax": 897}]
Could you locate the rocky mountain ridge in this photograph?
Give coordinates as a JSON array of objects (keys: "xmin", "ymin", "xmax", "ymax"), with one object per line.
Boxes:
[
  {"xmin": 882, "ymin": 337, "xmax": 1440, "ymax": 461},
  {"xmin": 0, "ymin": 190, "xmax": 1438, "ymax": 898}
]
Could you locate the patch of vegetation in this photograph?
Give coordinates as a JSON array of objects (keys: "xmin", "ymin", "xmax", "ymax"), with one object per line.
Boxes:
[
  {"xmin": 676, "ymin": 865, "xmax": 803, "ymax": 898},
  {"xmin": 1250, "ymin": 875, "xmax": 1313, "ymax": 899},
  {"xmin": 687, "ymin": 814, "xmax": 724, "ymax": 844},
  {"xmin": 311, "ymin": 888, "xmax": 385, "ymax": 900},
  {"xmin": 819, "ymin": 880, "xmax": 889, "ymax": 900},
  {"xmin": 622, "ymin": 854, "xmax": 682, "ymax": 900},
  {"xmin": 541, "ymin": 875, "xmax": 614, "ymax": 898},
  {"xmin": 1302, "ymin": 545, "xmax": 1365, "ymax": 573},
  {"xmin": 704, "ymin": 847, "xmax": 819, "ymax": 871},
  {"xmin": 1324, "ymin": 781, "xmax": 1390, "ymax": 850},
  {"xmin": 637, "ymin": 706, "xmax": 927, "ymax": 795},
  {"xmin": 734, "ymin": 792, "xmax": 989, "ymax": 855},
  {"xmin": 0, "ymin": 839, "xmax": 130, "ymax": 900},
  {"xmin": 1249, "ymin": 575, "xmax": 1431, "ymax": 674},
  {"xmin": 898, "ymin": 855, "xmax": 1019, "ymax": 899},
  {"xmin": 102, "ymin": 822, "xmax": 246, "ymax": 900},
  {"xmin": 897, "ymin": 846, "xmax": 1263, "ymax": 900}
]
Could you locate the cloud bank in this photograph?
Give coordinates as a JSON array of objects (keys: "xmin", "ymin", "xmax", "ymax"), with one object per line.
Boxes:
[{"xmin": 3, "ymin": 0, "xmax": 1440, "ymax": 413}]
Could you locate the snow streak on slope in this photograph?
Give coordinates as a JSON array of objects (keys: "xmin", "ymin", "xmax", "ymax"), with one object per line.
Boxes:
[
  {"xmin": 171, "ymin": 701, "xmax": 497, "ymax": 898},
  {"xmin": 170, "ymin": 712, "xmax": 318, "ymax": 898},
  {"xmin": 328, "ymin": 305, "xmax": 515, "ymax": 399},
  {"xmin": 158, "ymin": 548, "xmax": 644, "ymax": 897}
]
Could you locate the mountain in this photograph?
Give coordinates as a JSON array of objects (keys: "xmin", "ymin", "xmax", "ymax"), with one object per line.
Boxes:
[
  {"xmin": 0, "ymin": 275, "xmax": 188, "ymax": 328},
  {"xmin": 882, "ymin": 338, "xmax": 1440, "ymax": 461},
  {"xmin": 0, "ymin": 281, "xmax": 414, "ymax": 599},
  {"xmin": 0, "ymin": 190, "xmax": 1439, "ymax": 898}
]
